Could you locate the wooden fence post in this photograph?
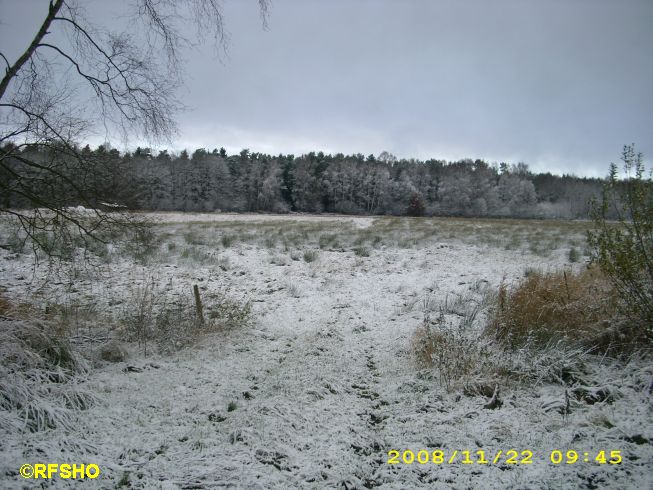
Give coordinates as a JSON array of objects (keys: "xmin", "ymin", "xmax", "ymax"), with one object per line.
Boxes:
[{"xmin": 193, "ymin": 284, "xmax": 205, "ymax": 326}]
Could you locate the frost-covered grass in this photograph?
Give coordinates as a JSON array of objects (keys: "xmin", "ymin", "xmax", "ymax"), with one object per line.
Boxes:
[
  {"xmin": 0, "ymin": 315, "xmax": 95, "ymax": 435},
  {"xmin": 0, "ymin": 212, "xmax": 650, "ymax": 489},
  {"xmin": 130, "ymin": 214, "xmax": 591, "ymax": 261},
  {"xmin": 117, "ymin": 274, "xmax": 253, "ymax": 355}
]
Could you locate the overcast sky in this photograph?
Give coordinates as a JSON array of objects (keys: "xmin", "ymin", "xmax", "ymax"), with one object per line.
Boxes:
[{"xmin": 1, "ymin": 0, "xmax": 652, "ymax": 176}]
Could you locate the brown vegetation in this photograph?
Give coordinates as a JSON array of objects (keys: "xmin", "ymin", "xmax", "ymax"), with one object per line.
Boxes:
[{"xmin": 487, "ymin": 266, "xmax": 641, "ymax": 355}]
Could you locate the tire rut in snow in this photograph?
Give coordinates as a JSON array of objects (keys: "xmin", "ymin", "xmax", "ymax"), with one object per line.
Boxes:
[
  {"xmin": 343, "ymin": 345, "xmax": 393, "ymax": 489},
  {"xmin": 214, "ymin": 313, "xmax": 395, "ymax": 488}
]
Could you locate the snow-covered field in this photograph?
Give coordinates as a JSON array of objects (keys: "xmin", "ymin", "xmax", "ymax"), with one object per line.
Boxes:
[{"xmin": 0, "ymin": 213, "xmax": 651, "ymax": 489}]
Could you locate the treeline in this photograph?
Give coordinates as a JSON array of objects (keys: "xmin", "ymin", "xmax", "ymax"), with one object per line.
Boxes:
[{"xmin": 1, "ymin": 144, "xmax": 613, "ymax": 219}]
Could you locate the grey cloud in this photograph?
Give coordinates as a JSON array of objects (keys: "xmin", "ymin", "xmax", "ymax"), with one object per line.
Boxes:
[{"xmin": 2, "ymin": 0, "xmax": 652, "ymax": 176}]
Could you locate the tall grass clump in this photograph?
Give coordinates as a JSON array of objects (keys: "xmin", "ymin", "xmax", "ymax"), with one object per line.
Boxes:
[
  {"xmin": 587, "ymin": 144, "xmax": 653, "ymax": 338},
  {"xmin": 412, "ymin": 294, "xmax": 624, "ymax": 393},
  {"xmin": 221, "ymin": 234, "xmax": 236, "ymax": 248},
  {"xmin": 412, "ymin": 313, "xmax": 491, "ymax": 392},
  {"xmin": 487, "ymin": 267, "xmax": 639, "ymax": 354},
  {"xmin": 412, "ymin": 289, "xmax": 497, "ymax": 391},
  {"xmin": 0, "ymin": 298, "xmax": 95, "ymax": 433}
]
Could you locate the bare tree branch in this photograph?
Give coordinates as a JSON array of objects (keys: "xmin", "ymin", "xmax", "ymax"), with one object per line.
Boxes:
[
  {"xmin": 0, "ymin": 0, "xmax": 270, "ymax": 264},
  {"xmin": 0, "ymin": 0, "xmax": 64, "ymax": 101},
  {"xmin": 0, "ymin": 52, "xmax": 10, "ymax": 73}
]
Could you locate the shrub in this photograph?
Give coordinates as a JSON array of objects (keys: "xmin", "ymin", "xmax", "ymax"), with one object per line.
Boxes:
[
  {"xmin": 487, "ymin": 267, "xmax": 640, "ymax": 354},
  {"xmin": 6, "ymin": 227, "xmax": 26, "ymax": 254},
  {"xmin": 206, "ymin": 293, "xmax": 253, "ymax": 331},
  {"xmin": 221, "ymin": 234, "xmax": 236, "ymax": 248},
  {"xmin": 587, "ymin": 144, "xmax": 653, "ymax": 336},
  {"xmin": 319, "ymin": 233, "xmax": 340, "ymax": 249},
  {"xmin": 353, "ymin": 246, "xmax": 370, "ymax": 257},
  {"xmin": 112, "ymin": 221, "xmax": 156, "ymax": 265},
  {"xmin": 120, "ymin": 278, "xmax": 252, "ymax": 354},
  {"xmin": 183, "ymin": 230, "xmax": 204, "ymax": 245},
  {"xmin": 568, "ymin": 247, "xmax": 580, "ymax": 263},
  {"xmin": 303, "ymin": 250, "xmax": 318, "ymax": 263}
]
